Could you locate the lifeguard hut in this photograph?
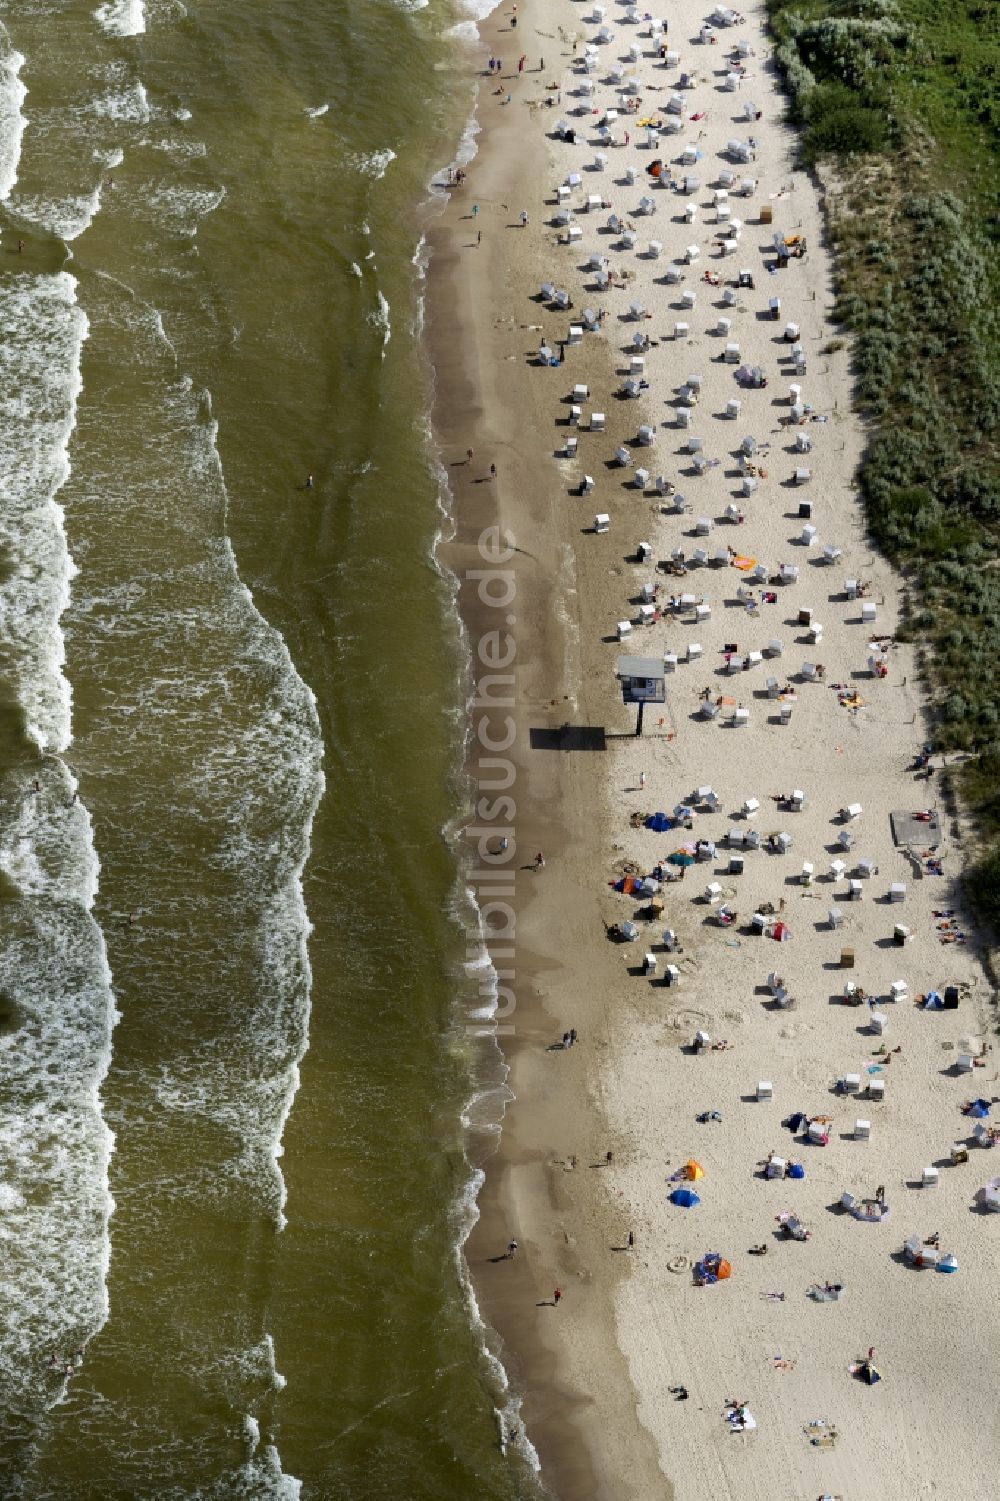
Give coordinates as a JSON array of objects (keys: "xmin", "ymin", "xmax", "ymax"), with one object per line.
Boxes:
[{"xmin": 616, "ymin": 655, "xmax": 666, "ymax": 737}]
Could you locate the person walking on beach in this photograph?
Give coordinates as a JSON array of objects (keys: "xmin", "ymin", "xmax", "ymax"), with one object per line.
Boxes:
[
  {"xmin": 520, "ymin": 209, "xmax": 529, "ymax": 227},
  {"xmin": 553, "ymin": 1287, "xmax": 562, "ymax": 1305},
  {"xmin": 533, "ymin": 850, "xmax": 544, "ymax": 869},
  {"xmin": 477, "ymin": 230, "xmax": 482, "ymax": 245},
  {"xmin": 627, "ymin": 1230, "xmax": 635, "ymax": 1249},
  {"xmin": 518, "ymin": 54, "xmax": 526, "ymax": 72},
  {"xmin": 466, "ymin": 447, "xmax": 474, "ymax": 464},
  {"xmin": 305, "ymin": 472, "xmax": 314, "ymax": 489},
  {"xmin": 490, "ymin": 462, "xmax": 497, "ymax": 481},
  {"xmin": 639, "ymin": 770, "xmax": 646, "ymax": 789},
  {"xmin": 507, "ymin": 1238, "xmax": 518, "ymax": 1259},
  {"xmin": 472, "ymin": 203, "xmax": 479, "ymax": 219}
]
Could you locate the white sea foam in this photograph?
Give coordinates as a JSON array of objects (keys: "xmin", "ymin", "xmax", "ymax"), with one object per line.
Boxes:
[
  {"xmin": 0, "ymin": 273, "xmax": 118, "ymax": 1408},
  {"xmin": 0, "ymin": 29, "xmax": 27, "ymax": 202},
  {"xmin": 0, "ymin": 274, "xmax": 87, "ymax": 753},
  {"xmin": 349, "ymin": 261, "xmax": 362, "ymax": 278},
  {"xmin": 91, "ymin": 80, "xmax": 150, "ymax": 124},
  {"xmin": 143, "ymin": 134, "xmax": 207, "ymax": 159},
  {"xmin": 446, "ymin": 20, "xmax": 480, "ymax": 42},
  {"xmin": 145, "ymin": 182, "xmax": 225, "ymax": 236},
  {"xmin": 106, "ymin": 368, "xmax": 325, "ymax": 1233},
  {"xmin": 304, "ymin": 103, "xmax": 329, "ymax": 119},
  {"xmin": 95, "ymin": 0, "xmax": 146, "ymax": 37},
  {"xmin": 352, "ymin": 147, "xmax": 396, "ymax": 179},
  {"xmin": 17, "ymin": 184, "xmax": 104, "ymax": 242},
  {"xmin": 369, "ymin": 289, "xmax": 391, "ymax": 353}
]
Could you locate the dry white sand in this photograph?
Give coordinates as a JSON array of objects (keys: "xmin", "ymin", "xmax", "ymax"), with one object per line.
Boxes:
[{"xmin": 523, "ymin": 0, "xmax": 1000, "ymax": 1495}]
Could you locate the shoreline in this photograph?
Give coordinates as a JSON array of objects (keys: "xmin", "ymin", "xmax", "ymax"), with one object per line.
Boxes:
[
  {"xmin": 424, "ymin": 4, "xmax": 663, "ymax": 1496},
  {"xmin": 426, "ymin": 0, "xmax": 997, "ymax": 1496}
]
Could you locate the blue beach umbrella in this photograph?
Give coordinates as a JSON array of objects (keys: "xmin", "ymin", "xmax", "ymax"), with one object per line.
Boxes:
[
  {"xmin": 670, "ymin": 1187, "xmax": 701, "ymax": 1208},
  {"xmin": 646, "ymin": 811, "xmax": 671, "ymax": 832}
]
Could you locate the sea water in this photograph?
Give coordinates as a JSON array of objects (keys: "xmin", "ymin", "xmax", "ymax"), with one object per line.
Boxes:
[{"xmin": 0, "ymin": 1, "xmax": 537, "ymax": 1496}]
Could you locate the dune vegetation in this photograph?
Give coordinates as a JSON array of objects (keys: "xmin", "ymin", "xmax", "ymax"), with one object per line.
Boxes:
[{"xmin": 767, "ymin": 0, "xmax": 1000, "ymax": 926}]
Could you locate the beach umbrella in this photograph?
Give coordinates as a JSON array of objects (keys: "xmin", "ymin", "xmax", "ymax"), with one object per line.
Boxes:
[
  {"xmin": 670, "ymin": 1187, "xmax": 700, "ymax": 1208},
  {"xmin": 668, "ymin": 851, "xmax": 695, "ymax": 867},
  {"xmin": 647, "ymin": 159, "xmax": 663, "ymax": 178},
  {"xmin": 683, "ymin": 1160, "xmax": 705, "ymax": 1181},
  {"xmin": 787, "ymin": 1162, "xmax": 806, "ymax": 1180},
  {"xmin": 922, "ymin": 990, "xmax": 943, "ymax": 1009},
  {"xmin": 968, "ymin": 1099, "xmax": 991, "ymax": 1119},
  {"xmin": 770, "ymin": 922, "xmax": 791, "ymax": 942},
  {"xmin": 859, "ymin": 1362, "xmax": 882, "ymax": 1385},
  {"xmin": 646, "ymin": 811, "xmax": 671, "ymax": 831}
]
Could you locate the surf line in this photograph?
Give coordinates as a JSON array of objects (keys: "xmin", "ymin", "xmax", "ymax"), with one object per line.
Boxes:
[{"xmin": 464, "ymin": 524, "xmax": 519, "ymax": 1037}]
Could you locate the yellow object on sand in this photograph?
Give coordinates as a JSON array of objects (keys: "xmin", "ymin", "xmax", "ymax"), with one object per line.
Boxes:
[
  {"xmin": 684, "ymin": 1160, "xmax": 705, "ymax": 1180},
  {"xmin": 733, "ymin": 555, "xmax": 757, "ymax": 571}
]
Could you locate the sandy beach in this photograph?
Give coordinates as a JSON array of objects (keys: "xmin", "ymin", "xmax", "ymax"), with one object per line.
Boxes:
[{"xmin": 428, "ymin": 0, "xmax": 999, "ymax": 1497}]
